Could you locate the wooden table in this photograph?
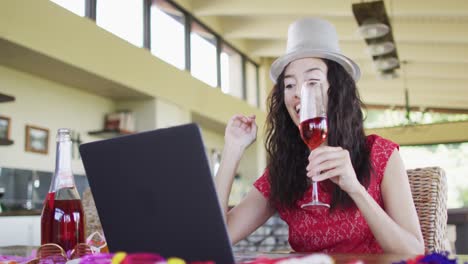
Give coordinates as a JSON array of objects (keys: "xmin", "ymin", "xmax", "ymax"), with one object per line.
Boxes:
[
  {"xmin": 237, "ymin": 251, "xmax": 468, "ymax": 263},
  {"xmin": 236, "ymin": 252, "xmax": 468, "ymax": 263},
  {"xmin": 2, "ymin": 246, "xmax": 468, "ymax": 263},
  {"xmin": 321, "ymin": 253, "xmax": 467, "ymax": 263}
]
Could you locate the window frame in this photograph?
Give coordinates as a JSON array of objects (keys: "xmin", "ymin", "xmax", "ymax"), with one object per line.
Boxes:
[{"xmin": 86, "ymin": 0, "xmax": 260, "ymax": 105}]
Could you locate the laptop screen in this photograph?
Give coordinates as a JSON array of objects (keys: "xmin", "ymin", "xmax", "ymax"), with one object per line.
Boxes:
[{"xmin": 80, "ymin": 123, "xmax": 235, "ymax": 263}]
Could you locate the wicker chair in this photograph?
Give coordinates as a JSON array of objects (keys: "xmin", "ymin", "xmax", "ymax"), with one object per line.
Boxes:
[{"xmin": 407, "ymin": 167, "xmax": 448, "ymax": 252}]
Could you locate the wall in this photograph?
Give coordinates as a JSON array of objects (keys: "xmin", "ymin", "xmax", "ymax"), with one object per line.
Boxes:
[
  {"xmin": 0, "ymin": 65, "xmax": 115, "ymax": 174},
  {"xmin": 0, "ymin": 0, "xmax": 266, "ymax": 209},
  {"xmin": 155, "ymin": 99, "xmax": 191, "ymax": 129},
  {"xmin": 200, "ymin": 124, "xmax": 260, "ymax": 179},
  {"xmin": 200, "ymin": 124, "xmax": 261, "ymax": 205},
  {"xmin": 0, "ymin": 62, "xmax": 262, "ymax": 198},
  {"xmin": 0, "ymin": 0, "xmax": 267, "ymax": 130},
  {"xmin": 116, "ymin": 100, "xmax": 157, "ymax": 132}
]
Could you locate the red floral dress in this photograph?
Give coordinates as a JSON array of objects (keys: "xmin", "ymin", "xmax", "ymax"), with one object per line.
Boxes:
[{"xmin": 253, "ymin": 134, "xmax": 399, "ymax": 253}]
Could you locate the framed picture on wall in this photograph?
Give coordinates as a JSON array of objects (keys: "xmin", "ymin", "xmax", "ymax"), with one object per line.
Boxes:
[
  {"xmin": 25, "ymin": 125, "xmax": 49, "ymax": 154},
  {"xmin": 0, "ymin": 116, "xmax": 11, "ymax": 140}
]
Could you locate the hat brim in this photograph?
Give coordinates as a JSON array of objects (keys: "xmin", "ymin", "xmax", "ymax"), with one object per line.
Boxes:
[{"xmin": 269, "ymin": 49, "xmax": 361, "ymax": 84}]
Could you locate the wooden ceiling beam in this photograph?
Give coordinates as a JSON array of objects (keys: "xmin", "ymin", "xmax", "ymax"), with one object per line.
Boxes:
[
  {"xmin": 190, "ymin": 0, "xmax": 468, "ymax": 17},
  {"xmin": 356, "ymin": 61, "xmax": 468, "ymax": 80},
  {"xmin": 247, "ymin": 40, "xmax": 468, "ymax": 63},
  {"xmin": 365, "ymin": 121, "xmax": 468, "ymax": 146},
  {"xmin": 221, "ymin": 17, "xmax": 468, "ymax": 44},
  {"xmin": 365, "ymin": 104, "xmax": 468, "ymax": 115}
]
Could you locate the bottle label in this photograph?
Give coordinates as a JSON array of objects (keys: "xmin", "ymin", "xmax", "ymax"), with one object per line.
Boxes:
[{"xmin": 56, "ymin": 171, "xmax": 74, "ymax": 189}]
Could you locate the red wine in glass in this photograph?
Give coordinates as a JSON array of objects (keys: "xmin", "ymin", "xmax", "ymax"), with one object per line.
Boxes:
[{"xmin": 299, "ymin": 117, "xmax": 328, "ymax": 150}]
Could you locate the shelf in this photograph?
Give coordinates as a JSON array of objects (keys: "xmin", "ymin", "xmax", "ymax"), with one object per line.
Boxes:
[
  {"xmin": 88, "ymin": 129, "xmax": 134, "ymax": 139},
  {"xmin": 0, "ymin": 139, "xmax": 14, "ymax": 146},
  {"xmin": 0, "ymin": 93, "xmax": 15, "ymax": 103}
]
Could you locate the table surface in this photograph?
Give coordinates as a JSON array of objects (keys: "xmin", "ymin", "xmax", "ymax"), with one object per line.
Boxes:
[
  {"xmin": 236, "ymin": 251, "xmax": 468, "ymax": 263},
  {"xmin": 1, "ymin": 246, "xmax": 468, "ymax": 264}
]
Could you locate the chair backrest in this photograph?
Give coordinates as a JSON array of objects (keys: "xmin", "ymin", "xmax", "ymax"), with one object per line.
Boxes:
[{"xmin": 407, "ymin": 167, "xmax": 448, "ymax": 252}]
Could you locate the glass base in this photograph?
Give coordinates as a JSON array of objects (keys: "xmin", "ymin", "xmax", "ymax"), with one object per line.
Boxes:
[{"xmin": 301, "ymin": 201, "xmax": 330, "ymax": 210}]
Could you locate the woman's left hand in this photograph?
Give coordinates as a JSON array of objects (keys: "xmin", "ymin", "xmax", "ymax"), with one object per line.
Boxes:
[{"xmin": 306, "ymin": 146, "xmax": 363, "ymax": 195}]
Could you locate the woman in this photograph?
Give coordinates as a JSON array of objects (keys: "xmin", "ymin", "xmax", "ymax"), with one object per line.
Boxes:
[{"xmin": 214, "ymin": 18, "xmax": 424, "ymax": 254}]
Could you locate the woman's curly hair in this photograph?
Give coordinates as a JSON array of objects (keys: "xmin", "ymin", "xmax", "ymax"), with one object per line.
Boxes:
[{"xmin": 265, "ymin": 59, "xmax": 372, "ymax": 210}]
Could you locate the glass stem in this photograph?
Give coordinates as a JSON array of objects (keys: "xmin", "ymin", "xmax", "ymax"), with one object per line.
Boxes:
[
  {"xmin": 310, "ymin": 148, "xmax": 319, "ymax": 203},
  {"xmin": 312, "ymin": 180, "xmax": 319, "ymax": 202}
]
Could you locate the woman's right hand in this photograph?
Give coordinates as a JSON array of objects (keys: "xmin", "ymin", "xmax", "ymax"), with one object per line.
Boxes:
[
  {"xmin": 215, "ymin": 114, "xmax": 257, "ymax": 213},
  {"xmin": 224, "ymin": 114, "xmax": 257, "ymax": 152}
]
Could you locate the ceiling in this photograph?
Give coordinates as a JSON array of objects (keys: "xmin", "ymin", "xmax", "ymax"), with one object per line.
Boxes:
[{"xmin": 173, "ymin": 0, "xmax": 468, "ymax": 113}]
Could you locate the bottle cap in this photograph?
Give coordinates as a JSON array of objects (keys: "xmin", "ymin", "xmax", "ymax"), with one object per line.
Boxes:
[{"xmin": 57, "ymin": 128, "xmax": 71, "ymax": 142}]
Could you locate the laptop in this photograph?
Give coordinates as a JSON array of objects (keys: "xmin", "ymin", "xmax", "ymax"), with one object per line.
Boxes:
[{"xmin": 79, "ymin": 123, "xmax": 236, "ymax": 263}]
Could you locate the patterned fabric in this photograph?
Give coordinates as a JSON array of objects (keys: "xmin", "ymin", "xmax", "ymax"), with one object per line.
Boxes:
[{"xmin": 253, "ymin": 134, "xmax": 399, "ymax": 253}]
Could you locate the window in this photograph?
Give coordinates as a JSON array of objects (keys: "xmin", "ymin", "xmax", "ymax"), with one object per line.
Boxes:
[
  {"xmin": 400, "ymin": 143, "xmax": 468, "ymax": 208},
  {"xmin": 190, "ymin": 21, "xmax": 217, "ymax": 87},
  {"xmin": 96, "ymin": 0, "xmax": 143, "ymax": 47},
  {"xmin": 246, "ymin": 61, "xmax": 258, "ymax": 107},
  {"xmin": 50, "ymin": 0, "xmax": 85, "ymax": 16},
  {"xmin": 365, "ymin": 110, "xmax": 468, "ymax": 208},
  {"xmin": 150, "ymin": 0, "xmax": 185, "ymax": 70},
  {"xmin": 220, "ymin": 44, "xmax": 242, "ymax": 98}
]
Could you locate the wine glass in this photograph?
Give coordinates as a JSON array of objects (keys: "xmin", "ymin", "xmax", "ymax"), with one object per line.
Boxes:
[{"xmin": 299, "ymin": 81, "xmax": 330, "ymax": 209}]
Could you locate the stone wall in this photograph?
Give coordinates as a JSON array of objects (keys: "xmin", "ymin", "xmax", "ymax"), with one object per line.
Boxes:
[{"xmin": 233, "ymin": 214, "xmax": 291, "ymax": 253}]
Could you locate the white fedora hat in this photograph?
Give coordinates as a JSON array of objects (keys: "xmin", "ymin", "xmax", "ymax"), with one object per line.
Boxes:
[{"xmin": 270, "ymin": 18, "xmax": 361, "ymax": 83}]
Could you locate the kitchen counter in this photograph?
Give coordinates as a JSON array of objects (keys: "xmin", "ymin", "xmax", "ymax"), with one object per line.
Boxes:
[
  {"xmin": 0, "ymin": 209, "xmax": 41, "ymax": 217},
  {"xmin": 0, "ymin": 215, "xmax": 41, "ymax": 246},
  {"xmin": 0, "ymin": 245, "xmax": 37, "ymax": 257}
]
